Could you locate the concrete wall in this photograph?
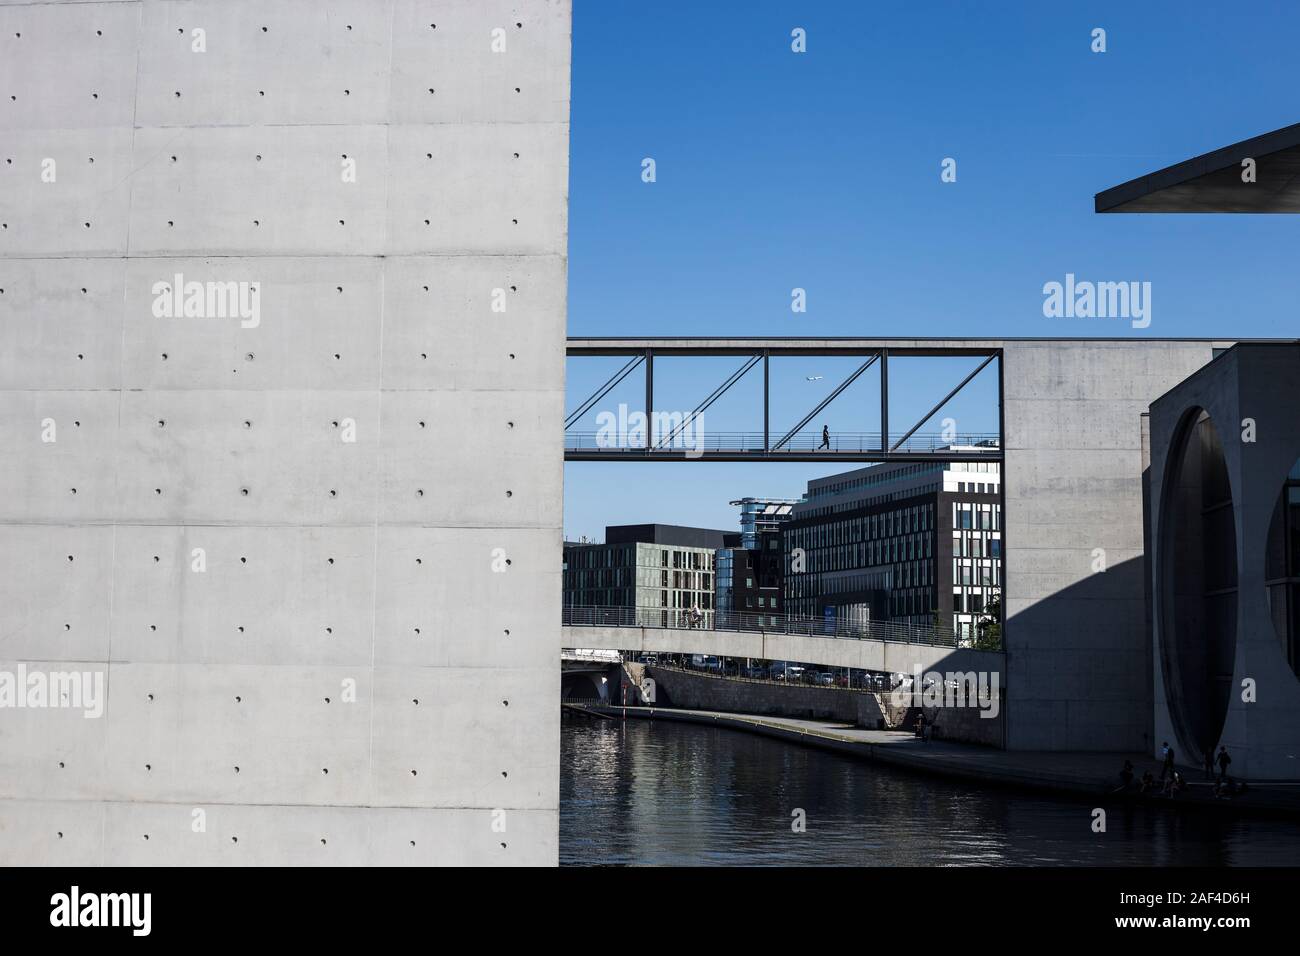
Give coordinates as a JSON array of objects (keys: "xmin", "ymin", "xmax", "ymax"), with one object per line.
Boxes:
[
  {"xmin": 917, "ymin": 697, "xmax": 1004, "ymax": 748},
  {"xmin": 1001, "ymin": 341, "xmax": 1218, "ymax": 752},
  {"xmin": 0, "ymin": 0, "xmax": 570, "ymax": 865},
  {"xmin": 645, "ymin": 666, "xmax": 864, "ymax": 723},
  {"xmin": 854, "ymin": 695, "xmax": 1003, "ymax": 748},
  {"xmin": 1147, "ymin": 345, "xmax": 1300, "ymax": 779},
  {"xmin": 638, "ymin": 667, "xmax": 1002, "ymax": 747}
]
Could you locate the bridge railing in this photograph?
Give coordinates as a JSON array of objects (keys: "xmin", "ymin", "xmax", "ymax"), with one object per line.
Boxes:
[
  {"xmin": 561, "ymin": 648, "xmax": 623, "ymax": 663},
  {"xmin": 562, "ymin": 431, "xmax": 1000, "ymax": 454},
  {"xmin": 561, "ymin": 605, "xmax": 959, "ymax": 648},
  {"xmin": 638, "ymin": 659, "xmax": 898, "ymax": 690}
]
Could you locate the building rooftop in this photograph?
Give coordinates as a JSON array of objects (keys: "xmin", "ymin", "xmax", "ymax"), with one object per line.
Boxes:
[{"xmin": 599, "ymin": 524, "xmax": 733, "ymax": 550}]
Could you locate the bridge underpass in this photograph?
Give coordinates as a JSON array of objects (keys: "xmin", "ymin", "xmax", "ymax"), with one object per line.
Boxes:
[{"xmin": 560, "ymin": 649, "xmax": 622, "ymax": 701}]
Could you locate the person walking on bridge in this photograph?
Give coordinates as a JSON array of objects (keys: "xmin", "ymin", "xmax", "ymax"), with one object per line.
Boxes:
[{"xmin": 819, "ymin": 424, "xmax": 830, "ymax": 450}]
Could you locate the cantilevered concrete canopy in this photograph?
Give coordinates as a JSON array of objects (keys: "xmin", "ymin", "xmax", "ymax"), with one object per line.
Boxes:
[{"xmin": 1095, "ymin": 122, "xmax": 1300, "ymax": 213}]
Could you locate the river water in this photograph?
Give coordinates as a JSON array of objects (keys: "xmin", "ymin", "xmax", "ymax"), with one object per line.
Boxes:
[{"xmin": 560, "ymin": 718, "xmax": 1300, "ymax": 866}]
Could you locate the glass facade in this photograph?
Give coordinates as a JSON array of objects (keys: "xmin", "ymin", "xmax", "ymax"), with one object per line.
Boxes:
[
  {"xmin": 731, "ymin": 497, "xmax": 797, "ymax": 548},
  {"xmin": 715, "ymin": 533, "xmax": 783, "ymax": 628},
  {"xmin": 563, "ymin": 540, "xmax": 717, "ymax": 628},
  {"xmin": 784, "ymin": 458, "xmax": 1002, "ymax": 643},
  {"xmin": 950, "ymin": 500, "xmax": 1002, "ymax": 641},
  {"xmin": 785, "ymin": 497, "xmax": 943, "ymax": 627}
]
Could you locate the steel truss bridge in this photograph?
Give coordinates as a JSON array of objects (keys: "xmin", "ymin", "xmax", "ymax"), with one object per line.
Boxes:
[{"xmin": 564, "ymin": 339, "xmax": 1004, "ymax": 463}]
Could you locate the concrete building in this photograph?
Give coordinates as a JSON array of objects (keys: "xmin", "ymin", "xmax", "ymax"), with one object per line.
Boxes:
[
  {"xmin": 1147, "ymin": 343, "xmax": 1300, "ymax": 779},
  {"xmin": 994, "ymin": 339, "xmax": 1222, "ymax": 753},
  {"xmin": 563, "ymin": 525, "xmax": 726, "ymax": 628},
  {"xmin": 1096, "ymin": 126, "xmax": 1300, "ymax": 776},
  {"xmin": 0, "ymin": 0, "xmax": 571, "ymax": 865},
  {"xmin": 783, "ymin": 455, "xmax": 1002, "ymax": 642}
]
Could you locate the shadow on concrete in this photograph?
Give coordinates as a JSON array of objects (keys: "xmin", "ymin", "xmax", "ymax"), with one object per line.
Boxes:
[{"xmin": 1003, "ymin": 553, "xmax": 1154, "ymax": 754}]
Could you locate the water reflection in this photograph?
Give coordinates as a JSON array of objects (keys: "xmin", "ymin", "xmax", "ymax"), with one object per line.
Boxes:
[{"xmin": 560, "ymin": 719, "xmax": 1300, "ymax": 866}]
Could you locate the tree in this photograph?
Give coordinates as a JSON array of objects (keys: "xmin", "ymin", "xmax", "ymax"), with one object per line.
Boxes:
[
  {"xmin": 930, "ymin": 609, "xmax": 954, "ymax": 643},
  {"xmin": 973, "ymin": 593, "xmax": 1002, "ymax": 650}
]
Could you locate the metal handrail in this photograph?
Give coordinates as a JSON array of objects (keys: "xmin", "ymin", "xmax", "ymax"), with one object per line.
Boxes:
[
  {"xmin": 634, "ymin": 660, "xmax": 899, "ymax": 692},
  {"xmin": 560, "ymin": 604, "xmax": 960, "ymax": 648},
  {"xmin": 561, "ymin": 431, "xmax": 1000, "ymax": 454}
]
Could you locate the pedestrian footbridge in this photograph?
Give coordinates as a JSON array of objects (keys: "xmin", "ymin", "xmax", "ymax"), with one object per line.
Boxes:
[{"xmin": 561, "ymin": 607, "xmax": 1002, "ymax": 676}]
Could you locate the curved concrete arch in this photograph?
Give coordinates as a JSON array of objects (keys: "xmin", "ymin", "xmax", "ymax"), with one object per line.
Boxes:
[{"xmin": 1156, "ymin": 406, "xmax": 1237, "ymax": 763}]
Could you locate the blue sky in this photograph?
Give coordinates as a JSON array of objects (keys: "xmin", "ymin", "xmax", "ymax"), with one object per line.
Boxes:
[{"xmin": 563, "ymin": 0, "xmax": 1300, "ymax": 541}]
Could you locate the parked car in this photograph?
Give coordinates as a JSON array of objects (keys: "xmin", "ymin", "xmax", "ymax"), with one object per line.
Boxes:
[{"xmin": 813, "ymin": 671, "xmax": 835, "ymax": 686}]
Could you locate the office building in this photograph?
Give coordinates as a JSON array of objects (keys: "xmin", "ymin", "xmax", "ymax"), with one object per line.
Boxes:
[
  {"xmin": 716, "ymin": 498, "xmax": 795, "ymax": 627},
  {"xmin": 783, "ymin": 453, "xmax": 1002, "ymax": 642},
  {"xmin": 563, "ymin": 524, "xmax": 726, "ymax": 628}
]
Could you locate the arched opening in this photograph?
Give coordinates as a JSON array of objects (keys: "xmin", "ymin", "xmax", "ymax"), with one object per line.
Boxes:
[
  {"xmin": 1159, "ymin": 409, "xmax": 1237, "ymax": 762},
  {"xmin": 1265, "ymin": 458, "xmax": 1300, "ymax": 679},
  {"xmin": 560, "ymin": 672, "xmax": 605, "ymax": 701}
]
